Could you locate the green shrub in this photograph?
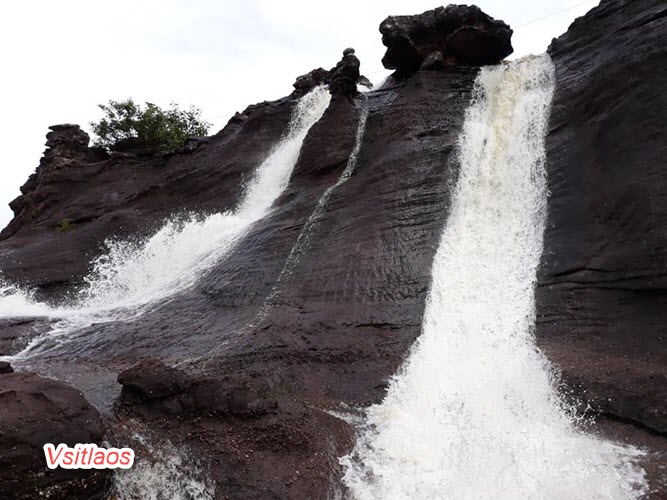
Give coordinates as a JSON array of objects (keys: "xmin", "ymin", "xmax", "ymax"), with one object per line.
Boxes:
[
  {"xmin": 54, "ymin": 219, "xmax": 77, "ymax": 232},
  {"xmin": 90, "ymin": 99, "xmax": 210, "ymax": 150}
]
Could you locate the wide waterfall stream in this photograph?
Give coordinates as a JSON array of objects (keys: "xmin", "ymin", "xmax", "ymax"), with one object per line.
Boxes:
[
  {"xmin": 0, "ymin": 85, "xmax": 331, "ymax": 358},
  {"xmin": 340, "ymin": 55, "xmax": 648, "ymax": 500}
]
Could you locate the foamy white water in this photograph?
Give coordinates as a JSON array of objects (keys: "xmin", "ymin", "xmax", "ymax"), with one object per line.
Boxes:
[
  {"xmin": 340, "ymin": 56, "xmax": 648, "ymax": 500},
  {"xmin": 0, "ymin": 86, "xmax": 330, "ymax": 355},
  {"xmin": 113, "ymin": 434, "xmax": 214, "ymax": 500}
]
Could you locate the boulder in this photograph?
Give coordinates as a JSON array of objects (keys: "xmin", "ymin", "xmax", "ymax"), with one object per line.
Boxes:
[
  {"xmin": 0, "ymin": 372, "xmax": 109, "ymax": 499},
  {"xmin": 292, "ymin": 49, "xmax": 372, "ymax": 99},
  {"xmin": 117, "ymin": 358, "xmax": 183, "ymax": 399},
  {"xmin": 0, "ymin": 361, "xmax": 13, "ymax": 373},
  {"xmin": 117, "ymin": 359, "xmax": 277, "ymax": 418},
  {"xmin": 380, "ymin": 4, "xmax": 513, "ymax": 75}
]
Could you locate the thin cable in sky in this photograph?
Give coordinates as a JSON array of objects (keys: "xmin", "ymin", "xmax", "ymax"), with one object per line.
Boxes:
[{"xmin": 205, "ymin": 0, "xmax": 599, "ymax": 121}]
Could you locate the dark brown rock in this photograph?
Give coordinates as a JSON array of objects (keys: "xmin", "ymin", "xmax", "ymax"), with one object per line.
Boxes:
[
  {"xmin": 292, "ymin": 67, "xmax": 330, "ymax": 97},
  {"xmin": 0, "ymin": 361, "xmax": 13, "ymax": 373},
  {"xmin": 329, "ymin": 48, "xmax": 361, "ymax": 99},
  {"xmin": 118, "ymin": 359, "xmax": 277, "ymax": 418},
  {"xmin": 1, "ymin": 1, "xmax": 665, "ymax": 498},
  {"xmin": 292, "ymin": 49, "xmax": 371, "ymax": 100},
  {"xmin": 380, "ymin": 4, "xmax": 513, "ymax": 75},
  {"xmin": 0, "ymin": 372, "xmax": 109, "ymax": 499},
  {"xmin": 538, "ymin": 0, "xmax": 667, "ymax": 436},
  {"xmin": 117, "ymin": 358, "xmax": 183, "ymax": 399}
]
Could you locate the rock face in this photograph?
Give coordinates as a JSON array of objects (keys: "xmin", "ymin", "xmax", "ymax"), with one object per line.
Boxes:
[
  {"xmin": 0, "ymin": 62, "xmax": 478, "ymax": 498},
  {"xmin": 117, "ymin": 359, "xmax": 277, "ymax": 417},
  {"xmin": 0, "ymin": 371, "xmax": 109, "ymax": 499},
  {"xmin": 538, "ymin": 0, "xmax": 667, "ymax": 436},
  {"xmin": 380, "ymin": 5, "xmax": 513, "ymax": 75},
  {"xmin": 0, "ymin": 1, "xmax": 665, "ymax": 498}
]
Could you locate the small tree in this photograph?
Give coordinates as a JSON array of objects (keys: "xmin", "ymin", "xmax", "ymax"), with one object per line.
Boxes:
[{"xmin": 90, "ymin": 99, "xmax": 211, "ymax": 150}]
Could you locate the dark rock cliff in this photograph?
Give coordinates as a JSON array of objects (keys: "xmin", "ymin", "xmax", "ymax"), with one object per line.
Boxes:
[
  {"xmin": 0, "ymin": 1, "xmax": 665, "ymax": 498},
  {"xmin": 538, "ymin": 0, "xmax": 667, "ymax": 435}
]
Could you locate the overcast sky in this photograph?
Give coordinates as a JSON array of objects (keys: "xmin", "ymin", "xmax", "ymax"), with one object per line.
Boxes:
[{"xmin": 0, "ymin": 0, "xmax": 596, "ymax": 230}]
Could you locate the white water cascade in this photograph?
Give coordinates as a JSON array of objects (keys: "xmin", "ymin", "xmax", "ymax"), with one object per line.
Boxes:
[
  {"xmin": 340, "ymin": 55, "xmax": 648, "ymax": 500},
  {"xmin": 0, "ymin": 85, "xmax": 330, "ymax": 356}
]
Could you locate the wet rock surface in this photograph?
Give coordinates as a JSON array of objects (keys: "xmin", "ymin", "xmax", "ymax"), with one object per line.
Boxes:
[
  {"xmin": 380, "ymin": 5, "xmax": 513, "ymax": 75},
  {"xmin": 0, "ymin": 371, "xmax": 109, "ymax": 499},
  {"xmin": 0, "ymin": 66, "xmax": 477, "ymax": 498},
  {"xmin": 0, "ymin": 95, "xmax": 296, "ymax": 300},
  {"xmin": 0, "ymin": 0, "xmax": 665, "ymax": 498},
  {"xmin": 538, "ymin": 0, "xmax": 667, "ymax": 487},
  {"xmin": 117, "ymin": 359, "xmax": 277, "ymax": 418},
  {"xmin": 539, "ymin": 0, "xmax": 667, "ymax": 431}
]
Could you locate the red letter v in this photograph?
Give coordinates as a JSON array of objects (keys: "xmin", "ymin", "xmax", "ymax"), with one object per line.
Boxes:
[{"xmin": 44, "ymin": 443, "xmax": 66, "ymax": 469}]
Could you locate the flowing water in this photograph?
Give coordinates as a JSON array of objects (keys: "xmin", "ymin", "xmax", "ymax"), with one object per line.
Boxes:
[
  {"xmin": 111, "ymin": 429, "xmax": 215, "ymax": 500},
  {"xmin": 340, "ymin": 55, "xmax": 648, "ymax": 500},
  {"xmin": 198, "ymin": 96, "xmax": 370, "ymax": 364},
  {"xmin": 0, "ymin": 85, "xmax": 330, "ymax": 357}
]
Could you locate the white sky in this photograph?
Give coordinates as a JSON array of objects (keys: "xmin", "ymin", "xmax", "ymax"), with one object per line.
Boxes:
[{"xmin": 0, "ymin": 0, "xmax": 596, "ymax": 230}]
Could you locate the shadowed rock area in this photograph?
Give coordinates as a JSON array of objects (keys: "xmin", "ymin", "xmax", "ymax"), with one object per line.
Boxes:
[
  {"xmin": 0, "ymin": 367, "xmax": 109, "ymax": 499},
  {"xmin": 0, "ymin": 1, "xmax": 665, "ymax": 498}
]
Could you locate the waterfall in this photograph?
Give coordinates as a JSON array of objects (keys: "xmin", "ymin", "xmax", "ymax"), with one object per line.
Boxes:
[
  {"xmin": 199, "ymin": 97, "xmax": 370, "ymax": 364},
  {"xmin": 270, "ymin": 95, "xmax": 370, "ymax": 291},
  {"xmin": 112, "ymin": 432, "xmax": 215, "ymax": 500},
  {"xmin": 340, "ymin": 55, "xmax": 648, "ymax": 500},
  {"xmin": 0, "ymin": 85, "xmax": 331, "ymax": 356}
]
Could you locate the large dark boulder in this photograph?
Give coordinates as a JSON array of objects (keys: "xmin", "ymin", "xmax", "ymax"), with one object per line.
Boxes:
[
  {"xmin": 380, "ymin": 4, "xmax": 513, "ymax": 75},
  {"xmin": 0, "ymin": 371, "xmax": 109, "ymax": 499}
]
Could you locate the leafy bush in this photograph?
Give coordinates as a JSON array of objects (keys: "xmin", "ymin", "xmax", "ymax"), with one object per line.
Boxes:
[
  {"xmin": 90, "ymin": 99, "xmax": 210, "ymax": 151},
  {"xmin": 54, "ymin": 219, "xmax": 77, "ymax": 232}
]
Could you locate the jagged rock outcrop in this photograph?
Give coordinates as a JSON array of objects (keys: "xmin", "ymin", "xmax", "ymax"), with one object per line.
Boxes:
[
  {"xmin": 0, "ymin": 370, "xmax": 109, "ymax": 499},
  {"xmin": 380, "ymin": 5, "xmax": 513, "ymax": 75},
  {"xmin": 328, "ymin": 48, "xmax": 362, "ymax": 99},
  {"xmin": 292, "ymin": 49, "xmax": 372, "ymax": 98},
  {"xmin": 292, "ymin": 67, "xmax": 331, "ymax": 97},
  {"xmin": 4, "ymin": 125, "xmax": 108, "ymax": 241}
]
